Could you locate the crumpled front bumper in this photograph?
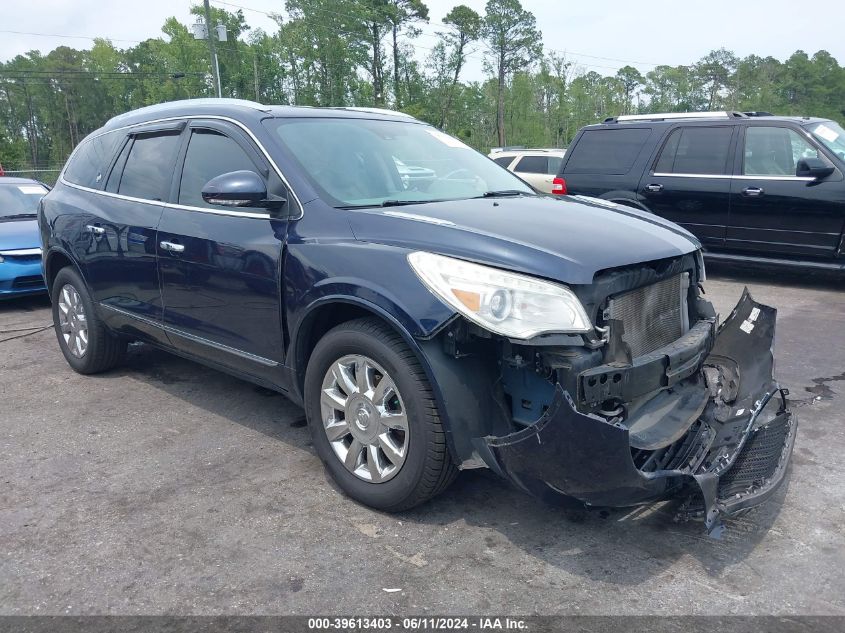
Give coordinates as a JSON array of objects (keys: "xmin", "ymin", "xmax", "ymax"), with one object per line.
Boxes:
[{"xmin": 483, "ymin": 290, "xmax": 796, "ymax": 532}]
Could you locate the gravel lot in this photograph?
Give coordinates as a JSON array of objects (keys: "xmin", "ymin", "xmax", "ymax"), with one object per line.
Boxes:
[{"xmin": 1, "ymin": 265, "xmax": 843, "ymax": 616}]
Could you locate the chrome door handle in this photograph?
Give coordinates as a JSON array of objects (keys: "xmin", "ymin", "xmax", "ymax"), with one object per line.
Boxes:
[
  {"xmin": 160, "ymin": 240, "xmax": 185, "ymax": 253},
  {"xmin": 645, "ymin": 183, "xmax": 663, "ymax": 193},
  {"xmin": 742, "ymin": 187, "xmax": 764, "ymax": 197},
  {"xmin": 85, "ymin": 224, "xmax": 106, "ymax": 235}
]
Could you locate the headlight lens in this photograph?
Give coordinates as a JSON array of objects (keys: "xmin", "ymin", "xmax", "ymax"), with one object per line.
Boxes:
[{"xmin": 408, "ymin": 251, "xmax": 592, "ymax": 339}]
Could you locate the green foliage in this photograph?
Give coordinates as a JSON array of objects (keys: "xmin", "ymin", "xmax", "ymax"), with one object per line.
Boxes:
[
  {"xmin": 481, "ymin": 0, "xmax": 543, "ymax": 145},
  {"xmin": 1, "ymin": 1, "xmax": 844, "ymax": 174}
]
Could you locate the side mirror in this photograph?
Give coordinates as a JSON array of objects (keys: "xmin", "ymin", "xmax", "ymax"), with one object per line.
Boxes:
[
  {"xmin": 796, "ymin": 157, "xmax": 835, "ymax": 180},
  {"xmin": 201, "ymin": 170, "xmax": 285, "ymax": 209}
]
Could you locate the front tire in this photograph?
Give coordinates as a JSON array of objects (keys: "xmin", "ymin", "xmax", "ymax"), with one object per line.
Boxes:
[
  {"xmin": 51, "ymin": 266, "xmax": 126, "ymax": 374},
  {"xmin": 304, "ymin": 318, "xmax": 457, "ymax": 511}
]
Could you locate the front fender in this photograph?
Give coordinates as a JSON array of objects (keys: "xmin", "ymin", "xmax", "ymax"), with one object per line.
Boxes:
[{"xmin": 285, "ymin": 241, "xmax": 456, "ymax": 344}]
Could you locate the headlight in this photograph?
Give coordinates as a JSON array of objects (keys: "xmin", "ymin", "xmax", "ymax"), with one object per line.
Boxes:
[{"xmin": 408, "ymin": 251, "xmax": 592, "ymax": 339}]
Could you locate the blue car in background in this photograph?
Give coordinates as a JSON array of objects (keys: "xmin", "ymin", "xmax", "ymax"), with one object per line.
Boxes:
[{"xmin": 0, "ymin": 177, "xmax": 48, "ymax": 298}]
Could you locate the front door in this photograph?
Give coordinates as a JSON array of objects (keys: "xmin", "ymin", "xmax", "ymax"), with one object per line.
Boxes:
[
  {"xmin": 727, "ymin": 124, "xmax": 845, "ymax": 258},
  {"xmin": 639, "ymin": 125, "xmax": 736, "ymax": 248},
  {"xmin": 156, "ymin": 120, "xmax": 288, "ymax": 377}
]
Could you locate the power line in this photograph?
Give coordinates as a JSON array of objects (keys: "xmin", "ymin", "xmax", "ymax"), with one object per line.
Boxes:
[
  {"xmin": 0, "ymin": 29, "xmax": 143, "ymax": 44},
  {"xmin": 0, "ymin": 70, "xmax": 204, "ymax": 77}
]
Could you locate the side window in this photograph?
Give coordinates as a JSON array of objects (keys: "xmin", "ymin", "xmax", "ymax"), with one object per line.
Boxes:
[
  {"xmin": 117, "ymin": 132, "xmax": 182, "ymax": 201},
  {"xmin": 654, "ymin": 126, "xmax": 733, "ymax": 175},
  {"xmin": 514, "ymin": 155, "xmax": 548, "ymax": 174},
  {"xmin": 547, "ymin": 156, "xmax": 563, "ymax": 175},
  {"xmin": 564, "ymin": 128, "xmax": 651, "ymax": 175},
  {"xmin": 63, "ymin": 131, "xmax": 122, "ymax": 189},
  {"xmin": 492, "ymin": 156, "xmax": 514, "ymax": 168},
  {"xmin": 178, "ymin": 129, "xmax": 262, "ymax": 209},
  {"xmin": 744, "ymin": 126, "xmax": 820, "ymax": 176}
]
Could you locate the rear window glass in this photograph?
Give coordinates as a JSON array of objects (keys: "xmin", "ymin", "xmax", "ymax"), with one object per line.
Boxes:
[
  {"xmin": 564, "ymin": 128, "xmax": 651, "ymax": 175},
  {"xmin": 654, "ymin": 126, "xmax": 733, "ymax": 175},
  {"xmin": 514, "ymin": 155, "xmax": 549, "ymax": 174},
  {"xmin": 117, "ymin": 132, "xmax": 182, "ymax": 201},
  {"xmin": 63, "ymin": 131, "xmax": 122, "ymax": 189}
]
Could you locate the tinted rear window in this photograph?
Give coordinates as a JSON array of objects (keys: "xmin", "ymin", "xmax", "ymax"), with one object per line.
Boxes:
[
  {"xmin": 117, "ymin": 132, "xmax": 182, "ymax": 201},
  {"xmin": 654, "ymin": 126, "xmax": 733, "ymax": 175},
  {"xmin": 514, "ymin": 155, "xmax": 549, "ymax": 174},
  {"xmin": 564, "ymin": 128, "xmax": 651, "ymax": 175},
  {"xmin": 63, "ymin": 131, "xmax": 122, "ymax": 189}
]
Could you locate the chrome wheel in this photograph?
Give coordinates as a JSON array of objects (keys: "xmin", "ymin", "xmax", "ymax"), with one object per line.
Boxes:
[
  {"xmin": 320, "ymin": 354, "xmax": 409, "ymax": 483},
  {"xmin": 57, "ymin": 283, "xmax": 88, "ymax": 358}
]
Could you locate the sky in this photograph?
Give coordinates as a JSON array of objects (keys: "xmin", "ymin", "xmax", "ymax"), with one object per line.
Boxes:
[{"xmin": 2, "ymin": 0, "xmax": 844, "ymax": 81}]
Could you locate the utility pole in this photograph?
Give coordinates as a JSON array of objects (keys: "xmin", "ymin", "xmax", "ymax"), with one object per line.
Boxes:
[
  {"xmin": 253, "ymin": 55, "xmax": 260, "ymax": 101},
  {"xmin": 203, "ymin": 0, "xmax": 221, "ymax": 97}
]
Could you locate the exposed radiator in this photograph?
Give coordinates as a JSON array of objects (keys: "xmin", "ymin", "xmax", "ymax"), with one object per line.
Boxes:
[{"xmin": 606, "ymin": 272, "xmax": 690, "ymax": 358}]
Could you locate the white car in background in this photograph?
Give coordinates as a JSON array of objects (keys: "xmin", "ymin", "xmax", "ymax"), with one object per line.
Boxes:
[{"xmin": 488, "ymin": 148, "xmax": 566, "ymax": 194}]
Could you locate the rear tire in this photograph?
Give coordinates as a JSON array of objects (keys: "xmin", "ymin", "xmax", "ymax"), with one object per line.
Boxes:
[
  {"xmin": 51, "ymin": 266, "xmax": 126, "ymax": 374},
  {"xmin": 304, "ymin": 318, "xmax": 457, "ymax": 511}
]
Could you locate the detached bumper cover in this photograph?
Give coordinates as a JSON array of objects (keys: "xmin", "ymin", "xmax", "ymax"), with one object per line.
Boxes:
[{"xmin": 484, "ymin": 290, "xmax": 795, "ymax": 531}]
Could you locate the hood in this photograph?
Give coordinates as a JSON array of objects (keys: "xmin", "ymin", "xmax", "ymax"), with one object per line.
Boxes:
[
  {"xmin": 0, "ymin": 219, "xmax": 40, "ymax": 251},
  {"xmin": 346, "ymin": 195, "xmax": 700, "ymax": 285}
]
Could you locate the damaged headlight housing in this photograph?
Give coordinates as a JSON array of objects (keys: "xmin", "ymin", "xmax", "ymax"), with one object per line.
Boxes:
[{"xmin": 408, "ymin": 251, "xmax": 591, "ymax": 339}]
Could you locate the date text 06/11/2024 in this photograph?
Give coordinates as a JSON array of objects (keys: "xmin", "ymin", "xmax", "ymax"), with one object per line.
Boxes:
[{"xmin": 307, "ymin": 617, "xmax": 529, "ymax": 630}]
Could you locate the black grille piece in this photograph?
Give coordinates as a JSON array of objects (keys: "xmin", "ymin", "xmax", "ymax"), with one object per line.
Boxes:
[
  {"xmin": 607, "ymin": 273, "xmax": 688, "ymax": 357},
  {"xmin": 718, "ymin": 414, "xmax": 791, "ymax": 499},
  {"xmin": 12, "ymin": 275, "xmax": 43, "ymax": 289}
]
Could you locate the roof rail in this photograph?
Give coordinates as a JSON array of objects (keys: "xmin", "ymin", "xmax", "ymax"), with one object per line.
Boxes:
[
  {"xmin": 603, "ymin": 111, "xmax": 748, "ymax": 124},
  {"xmin": 333, "ymin": 106, "xmax": 416, "ymax": 119},
  {"xmin": 743, "ymin": 111, "xmax": 774, "ymax": 117},
  {"xmin": 107, "ymin": 98, "xmax": 271, "ymax": 125},
  {"xmin": 490, "ymin": 145, "xmax": 526, "ymax": 153}
]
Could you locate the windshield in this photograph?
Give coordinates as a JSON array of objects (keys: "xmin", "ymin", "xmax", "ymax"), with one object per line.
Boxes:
[
  {"xmin": 0, "ymin": 182, "xmax": 48, "ymax": 220},
  {"xmin": 807, "ymin": 121, "xmax": 845, "ymax": 162},
  {"xmin": 264, "ymin": 117, "xmax": 533, "ymax": 208}
]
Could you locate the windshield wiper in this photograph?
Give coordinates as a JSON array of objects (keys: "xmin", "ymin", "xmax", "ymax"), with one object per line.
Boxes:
[
  {"xmin": 379, "ymin": 199, "xmax": 436, "ymax": 207},
  {"xmin": 476, "ymin": 190, "xmax": 533, "ymax": 198},
  {"xmin": 338, "ymin": 200, "xmax": 439, "ymax": 209},
  {"xmin": 0, "ymin": 213, "xmax": 37, "ymax": 220}
]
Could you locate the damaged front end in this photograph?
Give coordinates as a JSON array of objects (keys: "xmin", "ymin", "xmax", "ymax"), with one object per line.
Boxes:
[
  {"xmin": 482, "ymin": 289, "xmax": 795, "ymax": 532},
  {"xmin": 415, "ymin": 250, "xmax": 796, "ymax": 533}
]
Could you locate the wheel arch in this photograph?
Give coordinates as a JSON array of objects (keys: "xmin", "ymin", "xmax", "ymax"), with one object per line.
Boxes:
[
  {"xmin": 44, "ymin": 247, "xmax": 86, "ymax": 295},
  {"xmin": 290, "ymin": 295, "xmax": 461, "ymax": 463},
  {"xmin": 600, "ymin": 192, "xmax": 652, "ymax": 213}
]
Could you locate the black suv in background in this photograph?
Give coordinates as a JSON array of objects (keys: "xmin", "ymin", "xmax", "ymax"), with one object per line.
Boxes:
[{"xmin": 555, "ymin": 111, "xmax": 845, "ymax": 270}]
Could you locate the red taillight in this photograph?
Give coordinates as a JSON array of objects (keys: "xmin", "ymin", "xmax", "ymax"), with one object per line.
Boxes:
[{"xmin": 551, "ymin": 177, "xmax": 567, "ymax": 195}]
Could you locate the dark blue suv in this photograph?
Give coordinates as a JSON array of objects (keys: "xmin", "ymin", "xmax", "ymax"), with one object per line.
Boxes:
[{"xmin": 39, "ymin": 99, "xmax": 795, "ymax": 531}]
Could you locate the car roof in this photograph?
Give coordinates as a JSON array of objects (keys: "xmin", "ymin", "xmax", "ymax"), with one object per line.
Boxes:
[
  {"xmin": 0, "ymin": 176, "xmax": 43, "ymax": 186},
  {"xmin": 101, "ymin": 98, "xmax": 422, "ymax": 133},
  {"xmin": 584, "ymin": 112, "xmax": 833, "ymax": 130},
  {"xmin": 491, "ymin": 149, "xmax": 565, "ymax": 157}
]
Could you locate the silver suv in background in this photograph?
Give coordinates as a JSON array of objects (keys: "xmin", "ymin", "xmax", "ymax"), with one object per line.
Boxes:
[{"xmin": 489, "ymin": 148, "xmax": 565, "ymax": 193}]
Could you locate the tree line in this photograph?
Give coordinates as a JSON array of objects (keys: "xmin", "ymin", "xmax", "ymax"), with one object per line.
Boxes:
[{"xmin": 1, "ymin": 0, "xmax": 844, "ymax": 178}]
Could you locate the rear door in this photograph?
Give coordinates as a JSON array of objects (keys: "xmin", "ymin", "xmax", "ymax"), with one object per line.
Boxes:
[
  {"xmin": 156, "ymin": 119, "xmax": 288, "ymax": 376},
  {"xmin": 512, "ymin": 154, "xmax": 561, "ymax": 193},
  {"xmin": 727, "ymin": 124, "xmax": 845, "ymax": 258},
  {"xmin": 639, "ymin": 125, "xmax": 736, "ymax": 248},
  {"xmin": 77, "ymin": 122, "xmax": 184, "ymax": 338}
]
